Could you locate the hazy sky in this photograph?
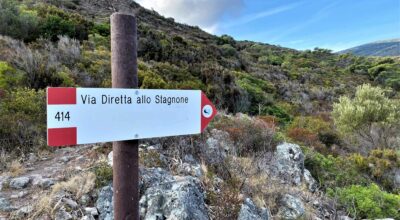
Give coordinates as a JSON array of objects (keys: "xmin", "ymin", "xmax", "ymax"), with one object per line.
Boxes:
[{"xmin": 136, "ymin": 0, "xmax": 400, "ymax": 52}]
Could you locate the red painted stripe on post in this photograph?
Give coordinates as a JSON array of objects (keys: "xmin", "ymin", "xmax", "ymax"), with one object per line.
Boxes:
[
  {"xmin": 47, "ymin": 87, "xmax": 76, "ymax": 105},
  {"xmin": 48, "ymin": 127, "xmax": 77, "ymax": 146},
  {"xmin": 200, "ymin": 92, "xmax": 217, "ymax": 132}
]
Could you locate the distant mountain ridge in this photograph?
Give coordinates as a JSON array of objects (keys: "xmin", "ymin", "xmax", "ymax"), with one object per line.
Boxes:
[{"xmin": 338, "ymin": 39, "xmax": 400, "ymax": 57}]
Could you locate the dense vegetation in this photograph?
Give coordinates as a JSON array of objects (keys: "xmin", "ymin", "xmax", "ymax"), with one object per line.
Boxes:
[{"xmin": 0, "ymin": 0, "xmax": 399, "ymax": 219}]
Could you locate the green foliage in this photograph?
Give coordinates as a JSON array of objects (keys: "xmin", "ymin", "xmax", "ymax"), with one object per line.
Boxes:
[
  {"xmin": 220, "ymin": 44, "xmax": 236, "ymax": 57},
  {"xmin": 261, "ymin": 105, "xmax": 292, "ymax": 125},
  {"xmin": 304, "ymin": 149, "xmax": 370, "ymax": 190},
  {"xmin": 93, "ymin": 162, "xmax": 113, "ymax": 188},
  {"xmin": 0, "ymin": 0, "xmax": 40, "ymax": 42},
  {"xmin": 139, "ymin": 69, "xmax": 167, "ymax": 89},
  {"xmin": 91, "ymin": 22, "xmax": 110, "ymax": 37},
  {"xmin": 236, "ymin": 72, "xmax": 275, "ymax": 114},
  {"xmin": 350, "ymin": 149, "xmax": 400, "ymax": 192},
  {"xmin": 0, "ymin": 1, "xmax": 92, "ymax": 42},
  {"xmin": 36, "ymin": 4, "xmax": 92, "ymax": 41},
  {"xmin": 0, "ymin": 61, "xmax": 22, "ymax": 90},
  {"xmin": 217, "ymin": 34, "xmax": 235, "ymax": 46},
  {"xmin": 0, "ymin": 88, "xmax": 46, "ymax": 154},
  {"xmin": 332, "ymin": 84, "xmax": 399, "ymax": 148},
  {"xmin": 330, "ymin": 184, "xmax": 400, "ymax": 219}
]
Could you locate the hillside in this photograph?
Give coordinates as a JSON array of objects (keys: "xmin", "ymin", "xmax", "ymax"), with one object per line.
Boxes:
[
  {"xmin": 338, "ymin": 39, "xmax": 400, "ymax": 57},
  {"xmin": 0, "ymin": 0, "xmax": 399, "ymax": 219}
]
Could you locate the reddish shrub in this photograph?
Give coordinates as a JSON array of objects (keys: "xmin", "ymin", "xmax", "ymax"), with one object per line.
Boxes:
[{"xmin": 287, "ymin": 127, "xmax": 319, "ymax": 146}]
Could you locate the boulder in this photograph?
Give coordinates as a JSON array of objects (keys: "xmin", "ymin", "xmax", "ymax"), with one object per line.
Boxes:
[
  {"xmin": 274, "ymin": 143, "xmax": 318, "ymax": 192},
  {"xmin": 278, "ymin": 194, "xmax": 305, "ymax": 220},
  {"xmin": 139, "ymin": 176, "xmax": 208, "ymax": 220},
  {"xmin": 9, "ymin": 176, "xmax": 30, "ymax": 189},
  {"xmin": 0, "ymin": 197, "xmax": 13, "ymax": 212},
  {"xmin": 237, "ymin": 198, "xmax": 269, "ymax": 220}
]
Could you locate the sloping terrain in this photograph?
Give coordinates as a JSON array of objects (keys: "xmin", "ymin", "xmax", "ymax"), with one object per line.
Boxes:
[
  {"xmin": 338, "ymin": 39, "xmax": 400, "ymax": 57},
  {"xmin": 0, "ymin": 0, "xmax": 399, "ymax": 219}
]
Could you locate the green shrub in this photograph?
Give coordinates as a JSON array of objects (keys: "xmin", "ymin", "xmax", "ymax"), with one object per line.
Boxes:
[
  {"xmin": 93, "ymin": 162, "xmax": 113, "ymax": 188},
  {"xmin": 0, "ymin": 0, "xmax": 40, "ymax": 42},
  {"xmin": 220, "ymin": 44, "xmax": 236, "ymax": 57},
  {"xmin": 304, "ymin": 149, "xmax": 370, "ymax": 190},
  {"xmin": 0, "ymin": 61, "xmax": 23, "ymax": 90},
  {"xmin": 332, "ymin": 84, "xmax": 400, "ymax": 149},
  {"xmin": 261, "ymin": 105, "xmax": 292, "ymax": 125},
  {"xmin": 330, "ymin": 184, "xmax": 400, "ymax": 219},
  {"xmin": 0, "ymin": 88, "xmax": 46, "ymax": 154},
  {"xmin": 139, "ymin": 70, "xmax": 167, "ymax": 89},
  {"xmin": 36, "ymin": 5, "xmax": 92, "ymax": 41}
]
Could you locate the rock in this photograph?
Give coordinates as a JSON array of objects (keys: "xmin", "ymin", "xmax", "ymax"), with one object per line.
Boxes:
[
  {"xmin": 81, "ymin": 215, "xmax": 95, "ymax": 220},
  {"xmin": 176, "ymin": 162, "xmax": 203, "ymax": 178},
  {"xmin": 238, "ymin": 198, "xmax": 269, "ymax": 220},
  {"xmin": 140, "ymin": 168, "xmax": 175, "ymax": 194},
  {"xmin": 28, "ymin": 153, "xmax": 38, "ymax": 163},
  {"xmin": 80, "ymin": 194, "xmax": 91, "ymax": 206},
  {"xmin": 55, "ymin": 208, "xmax": 73, "ymax": 220},
  {"xmin": 278, "ymin": 194, "xmax": 305, "ymax": 220},
  {"xmin": 107, "ymin": 151, "xmax": 113, "ymax": 166},
  {"xmin": 10, "ymin": 190, "xmax": 28, "ymax": 199},
  {"xmin": 63, "ymin": 198, "xmax": 78, "ymax": 209},
  {"xmin": 40, "ymin": 178, "xmax": 55, "ymax": 189},
  {"xmin": 139, "ymin": 176, "xmax": 208, "ymax": 220},
  {"xmin": 84, "ymin": 207, "xmax": 98, "ymax": 216},
  {"xmin": 96, "ymin": 184, "xmax": 113, "ymax": 220},
  {"xmin": 338, "ymin": 216, "xmax": 354, "ymax": 220},
  {"xmin": 0, "ymin": 197, "xmax": 13, "ymax": 212},
  {"xmin": 274, "ymin": 143, "xmax": 304, "ymax": 185},
  {"xmin": 9, "ymin": 176, "xmax": 30, "ymax": 189},
  {"xmin": 12, "ymin": 205, "xmax": 33, "ymax": 218},
  {"xmin": 204, "ymin": 129, "xmax": 233, "ymax": 165},
  {"xmin": 303, "ymin": 169, "xmax": 318, "ymax": 192},
  {"xmin": 274, "ymin": 143, "xmax": 318, "ymax": 190},
  {"xmin": 59, "ymin": 156, "xmax": 71, "ymax": 163},
  {"xmin": 31, "ymin": 175, "xmax": 55, "ymax": 189}
]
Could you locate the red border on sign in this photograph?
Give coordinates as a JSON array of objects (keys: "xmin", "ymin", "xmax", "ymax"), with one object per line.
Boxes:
[
  {"xmin": 201, "ymin": 92, "xmax": 217, "ymax": 132},
  {"xmin": 47, "ymin": 87, "xmax": 76, "ymax": 105},
  {"xmin": 48, "ymin": 127, "xmax": 77, "ymax": 147}
]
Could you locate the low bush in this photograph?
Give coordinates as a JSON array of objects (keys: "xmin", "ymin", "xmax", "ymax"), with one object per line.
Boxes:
[
  {"xmin": 287, "ymin": 127, "xmax": 319, "ymax": 146},
  {"xmin": 304, "ymin": 149, "xmax": 370, "ymax": 190},
  {"xmin": 330, "ymin": 184, "xmax": 400, "ymax": 219},
  {"xmin": 0, "ymin": 88, "xmax": 46, "ymax": 154},
  {"xmin": 0, "ymin": 61, "xmax": 22, "ymax": 90},
  {"xmin": 213, "ymin": 115, "xmax": 276, "ymax": 155}
]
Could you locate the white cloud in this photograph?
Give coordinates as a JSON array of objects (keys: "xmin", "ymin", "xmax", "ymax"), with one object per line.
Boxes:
[{"xmin": 135, "ymin": 0, "xmax": 244, "ymax": 33}]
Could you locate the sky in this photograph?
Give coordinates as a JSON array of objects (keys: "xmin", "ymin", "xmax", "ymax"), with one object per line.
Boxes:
[{"xmin": 135, "ymin": 0, "xmax": 400, "ymax": 52}]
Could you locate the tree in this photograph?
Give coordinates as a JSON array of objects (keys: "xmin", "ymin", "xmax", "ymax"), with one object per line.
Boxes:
[{"xmin": 332, "ymin": 84, "xmax": 400, "ymax": 150}]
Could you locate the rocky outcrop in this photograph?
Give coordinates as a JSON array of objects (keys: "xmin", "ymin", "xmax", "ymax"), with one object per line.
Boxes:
[
  {"xmin": 96, "ymin": 168, "xmax": 209, "ymax": 220},
  {"xmin": 274, "ymin": 143, "xmax": 318, "ymax": 192},
  {"xmin": 278, "ymin": 194, "xmax": 305, "ymax": 220},
  {"xmin": 139, "ymin": 176, "xmax": 208, "ymax": 220},
  {"xmin": 9, "ymin": 176, "xmax": 30, "ymax": 189},
  {"xmin": 96, "ymin": 184, "xmax": 113, "ymax": 220},
  {"xmin": 237, "ymin": 198, "xmax": 269, "ymax": 220}
]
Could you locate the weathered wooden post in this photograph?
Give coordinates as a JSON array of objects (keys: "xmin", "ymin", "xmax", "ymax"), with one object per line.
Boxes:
[{"xmin": 111, "ymin": 12, "xmax": 139, "ymax": 220}]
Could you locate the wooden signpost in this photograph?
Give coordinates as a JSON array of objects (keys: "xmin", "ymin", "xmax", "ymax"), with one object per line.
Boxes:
[{"xmin": 46, "ymin": 13, "xmax": 217, "ymax": 220}]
